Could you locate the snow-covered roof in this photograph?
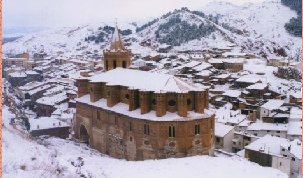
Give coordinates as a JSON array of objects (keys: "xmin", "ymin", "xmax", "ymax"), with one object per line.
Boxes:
[
  {"xmin": 76, "ymin": 94, "xmax": 214, "ymax": 121},
  {"xmin": 192, "ymin": 62, "xmax": 212, "ymax": 71},
  {"xmin": 238, "ymin": 119, "xmax": 252, "ymax": 127},
  {"xmin": 8, "ymin": 72, "xmax": 27, "ymax": 78},
  {"xmin": 281, "ymin": 139, "xmax": 302, "ymax": 159},
  {"xmin": 29, "ymin": 117, "xmax": 69, "ymax": 131},
  {"xmin": 25, "ymin": 70, "xmax": 39, "ymax": 75},
  {"xmin": 214, "ymin": 74, "xmax": 230, "ymax": 79},
  {"xmin": 261, "ymin": 99, "xmax": 284, "ymax": 111},
  {"xmin": 208, "ymin": 58, "xmax": 244, "ymax": 64},
  {"xmin": 247, "ymin": 123, "xmax": 287, "ymax": 131},
  {"xmin": 289, "ymin": 107, "xmax": 302, "ymax": 120},
  {"xmin": 36, "ymin": 92, "xmax": 68, "ymax": 106},
  {"xmin": 245, "ymin": 135, "xmax": 289, "ymax": 156},
  {"xmin": 28, "ymin": 84, "xmax": 54, "ymax": 95},
  {"xmin": 236, "ymin": 76, "xmax": 260, "ymax": 83},
  {"xmin": 222, "ymin": 52, "xmax": 247, "ymax": 57},
  {"xmin": 290, "ymin": 91, "xmax": 302, "ymax": 99},
  {"xmin": 173, "ymin": 61, "xmax": 201, "ymax": 70},
  {"xmin": 287, "ymin": 121, "xmax": 302, "ymax": 136},
  {"xmin": 223, "ymin": 90, "xmax": 241, "ymax": 98},
  {"xmin": 195, "ymin": 70, "xmax": 213, "ymax": 77},
  {"xmin": 89, "ymin": 68, "xmax": 204, "ymax": 93},
  {"xmin": 246, "ymin": 83, "xmax": 267, "ymax": 90},
  {"xmin": 215, "ymin": 122, "xmax": 234, "ymax": 137}
]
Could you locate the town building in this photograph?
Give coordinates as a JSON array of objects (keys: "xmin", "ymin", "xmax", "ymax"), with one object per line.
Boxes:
[
  {"xmin": 245, "ymin": 135, "xmax": 302, "ymax": 178},
  {"xmin": 214, "ymin": 122, "xmax": 234, "ymax": 152}
]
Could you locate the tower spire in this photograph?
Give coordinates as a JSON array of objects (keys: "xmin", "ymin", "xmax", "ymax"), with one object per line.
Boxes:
[{"xmin": 110, "ymin": 19, "xmax": 124, "ymax": 50}]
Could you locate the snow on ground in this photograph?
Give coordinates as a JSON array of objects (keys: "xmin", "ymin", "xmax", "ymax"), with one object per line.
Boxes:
[{"xmin": 3, "ymin": 106, "xmax": 287, "ymax": 178}]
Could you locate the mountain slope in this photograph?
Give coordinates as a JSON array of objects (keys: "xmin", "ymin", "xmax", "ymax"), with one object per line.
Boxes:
[
  {"xmin": 202, "ymin": 0, "xmax": 301, "ymax": 59},
  {"xmin": 3, "ymin": 0, "xmax": 302, "ymax": 60}
]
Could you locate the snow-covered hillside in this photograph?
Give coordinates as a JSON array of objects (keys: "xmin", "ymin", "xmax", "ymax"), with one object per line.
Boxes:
[
  {"xmin": 3, "ymin": 0, "xmax": 301, "ymax": 59},
  {"xmin": 3, "ymin": 105, "xmax": 287, "ymax": 178},
  {"xmin": 203, "ymin": 0, "xmax": 302, "ymax": 59}
]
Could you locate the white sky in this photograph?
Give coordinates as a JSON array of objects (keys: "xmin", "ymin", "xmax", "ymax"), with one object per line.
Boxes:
[{"xmin": 4, "ymin": 0, "xmax": 265, "ymax": 28}]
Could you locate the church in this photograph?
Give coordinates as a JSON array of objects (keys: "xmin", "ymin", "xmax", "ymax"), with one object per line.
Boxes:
[{"xmin": 73, "ymin": 24, "xmax": 215, "ymax": 160}]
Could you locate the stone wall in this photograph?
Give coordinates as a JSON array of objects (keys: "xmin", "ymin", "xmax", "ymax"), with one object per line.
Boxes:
[{"xmin": 75, "ymin": 102, "xmax": 215, "ymax": 160}]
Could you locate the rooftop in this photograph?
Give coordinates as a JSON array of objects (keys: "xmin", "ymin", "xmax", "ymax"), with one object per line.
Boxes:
[
  {"xmin": 89, "ymin": 68, "xmax": 204, "ymax": 93},
  {"xmin": 223, "ymin": 90, "xmax": 241, "ymax": 98},
  {"xmin": 246, "ymin": 83, "xmax": 268, "ymax": 90},
  {"xmin": 29, "ymin": 117, "xmax": 69, "ymax": 131},
  {"xmin": 281, "ymin": 139, "xmax": 302, "ymax": 159},
  {"xmin": 247, "ymin": 122, "xmax": 287, "ymax": 131},
  {"xmin": 215, "ymin": 122, "xmax": 234, "ymax": 137},
  {"xmin": 261, "ymin": 99, "xmax": 284, "ymax": 110},
  {"xmin": 245, "ymin": 135, "xmax": 289, "ymax": 157}
]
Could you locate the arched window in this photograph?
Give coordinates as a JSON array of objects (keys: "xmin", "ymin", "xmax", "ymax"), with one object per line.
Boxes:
[
  {"xmin": 195, "ymin": 124, "xmax": 200, "ymax": 135},
  {"xmin": 113, "ymin": 60, "xmax": 117, "ymax": 69},
  {"xmin": 187, "ymin": 99, "xmax": 191, "ymax": 105},
  {"xmin": 122, "ymin": 61, "xmax": 127, "ymax": 68},
  {"xmin": 129, "ymin": 122, "xmax": 132, "ymax": 131},
  {"xmin": 97, "ymin": 111, "xmax": 100, "ymax": 120},
  {"xmin": 152, "ymin": 99, "xmax": 156, "ymax": 105},
  {"xmin": 168, "ymin": 125, "xmax": 175, "ymax": 137},
  {"xmin": 144, "ymin": 123, "xmax": 150, "ymax": 135},
  {"xmin": 105, "ymin": 60, "xmax": 108, "ymax": 70}
]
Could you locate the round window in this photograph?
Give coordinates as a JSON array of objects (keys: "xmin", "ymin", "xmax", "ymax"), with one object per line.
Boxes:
[{"xmin": 168, "ymin": 100, "xmax": 176, "ymax": 106}]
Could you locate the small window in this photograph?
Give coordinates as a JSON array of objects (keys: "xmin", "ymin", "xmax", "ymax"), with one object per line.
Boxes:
[
  {"xmin": 122, "ymin": 61, "xmax": 127, "ymax": 68},
  {"xmin": 105, "ymin": 61, "xmax": 108, "ymax": 70},
  {"xmin": 113, "ymin": 60, "xmax": 117, "ymax": 69},
  {"xmin": 279, "ymin": 162, "xmax": 282, "ymax": 166},
  {"xmin": 125, "ymin": 94, "xmax": 130, "ymax": 99},
  {"xmin": 129, "ymin": 122, "xmax": 132, "ymax": 131},
  {"xmin": 282, "ymin": 148, "xmax": 285, "ymax": 151},
  {"xmin": 169, "ymin": 125, "xmax": 176, "ymax": 137},
  {"xmin": 168, "ymin": 100, "xmax": 176, "ymax": 106},
  {"xmin": 144, "ymin": 124, "xmax": 150, "ymax": 135},
  {"xmin": 130, "ymin": 137, "xmax": 133, "ymax": 141},
  {"xmin": 216, "ymin": 137, "xmax": 220, "ymax": 143},
  {"xmin": 97, "ymin": 111, "xmax": 100, "ymax": 120},
  {"xmin": 254, "ymin": 133, "xmax": 258, "ymax": 136},
  {"xmin": 187, "ymin": 99, "xmax": 191, "ymax": 105},
  {"xmin": 267, "ymin": 130, "xmax": 270, "ymax": 132},
  {"xmin": 276, "ymin": 131, "xmax": 280, "ymax": 133},
  {"xmin": 152, "ymin": 99, "xmax": 156, "ymax": 105},
  {"xmin": 292, "ymin": 157, "xmax": 295, "ymax": 161},
  {"xmin": 195, "ymin": 124, "xmax": 200, "ymax": 135}
]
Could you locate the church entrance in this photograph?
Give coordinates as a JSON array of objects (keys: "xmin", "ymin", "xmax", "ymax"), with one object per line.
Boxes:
[{"xmin": 80, "ymin": 125, "xmax": 89, "ymax": 145}]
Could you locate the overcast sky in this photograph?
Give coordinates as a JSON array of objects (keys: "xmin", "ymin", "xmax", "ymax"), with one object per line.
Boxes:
[{"xmin": 4, "ymin": 0, "xmax": 265, "ymax": 28}]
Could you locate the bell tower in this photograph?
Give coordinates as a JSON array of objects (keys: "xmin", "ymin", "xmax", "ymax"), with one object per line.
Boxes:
[{"xmin": 103, "ymin": 23, "xmax": 132, "ymax": 71}]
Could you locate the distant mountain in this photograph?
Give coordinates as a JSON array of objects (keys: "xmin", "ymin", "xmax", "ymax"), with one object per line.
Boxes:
[
  {"xmin": 3, "ymin": 0, "xmax": 301, "ymax": 60},
  {"xmin": 281, "ymin": 0, "xmax": 302, "ymax": 37}
]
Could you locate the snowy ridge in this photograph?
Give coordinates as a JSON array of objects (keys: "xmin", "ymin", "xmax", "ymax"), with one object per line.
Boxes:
[{"xmin": 3, "ymin": 0, "xmax": 301, "ymax": 59}]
